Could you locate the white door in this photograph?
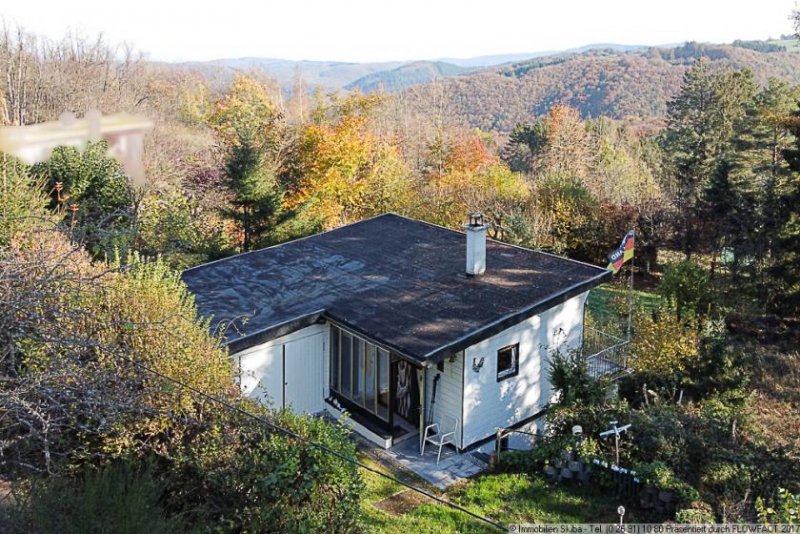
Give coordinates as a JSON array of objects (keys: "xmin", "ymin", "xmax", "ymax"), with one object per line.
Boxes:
[
  {"xmin": 284, "ymin": 332, "xmax": 325, "ymax": 414},
  {"xmin": 238, "ymin": 344, "xmax": 284, "ymax": 409}
]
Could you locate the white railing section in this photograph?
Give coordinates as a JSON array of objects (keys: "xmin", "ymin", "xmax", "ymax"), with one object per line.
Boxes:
[{"xmin": 581, "ymin": 326, "xmax": 630, "ymax": 377}]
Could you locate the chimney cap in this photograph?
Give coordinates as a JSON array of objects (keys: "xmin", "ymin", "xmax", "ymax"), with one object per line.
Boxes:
[{"xmin": 467, "ymin": 212, "xmax": 486, "ymax": 227}]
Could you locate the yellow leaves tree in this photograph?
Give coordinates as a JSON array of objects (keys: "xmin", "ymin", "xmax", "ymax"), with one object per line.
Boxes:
[
  {"xmin": 209, "ymin": 74, "xmax": 281, "ymax": 151},
  {"xmin": 629, "ymin": 308, "xmax": 700, "ymax": 376},
  {"xmin": 421, "ymin": 132, "xmax": 531, "ymax": 230},
  {"xmin": 291, "ymin": 93, "xmax": 412, "ymax": 228},
  {"xmin": 208, "ymin": 74, "xmax": 294, "ymax": 250},
  {"xmin": 538, "ymin": 104, "xmax": 591, "ymax": 179}
]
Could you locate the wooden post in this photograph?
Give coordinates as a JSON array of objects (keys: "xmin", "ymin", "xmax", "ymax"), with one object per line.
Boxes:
[
  {"xmin": 495, "ymin": 428, "xmax": 503, "ymax": 465},
  {"xmin": 626, "ymin": 231, "xmax": 635, "ymax": 342}
]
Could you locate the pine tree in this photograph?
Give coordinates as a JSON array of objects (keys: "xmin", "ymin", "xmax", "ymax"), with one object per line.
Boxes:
[
  {"xmin": 222, "ymin": 135, "xmax": 289, "ymax": 250},
  {"xmin": 772, "ymin": 103, "xmax": 800, "ymax": 315},
  {"xmin": 210, "ymin": 75, "xmax": 294, "ymax": 251},
  {"xmin": 662, "ymin": 60, "xmax": 757, "ymax": 257},
  {"xmin": 705, "ymin": 78, "xmax": 798, "ymax": 311},
  {"xmin": 501, "ymin": 120, "xmax": 548, "ymax": 173}
]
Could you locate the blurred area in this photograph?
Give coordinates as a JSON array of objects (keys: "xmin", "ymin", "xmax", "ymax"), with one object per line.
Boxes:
[{"xmin": 0, "ymin": 111, "xmax": 153, "ymax": 185}]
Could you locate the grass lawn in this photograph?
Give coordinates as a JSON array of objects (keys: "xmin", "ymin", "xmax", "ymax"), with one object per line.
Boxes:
[
  {"xmin": 358, "ymin": 453, "xmax": 637, "ymax": 533},
  {"xmin": 586, "ymin": 282, "xmax": 661, "ymax": 331}
]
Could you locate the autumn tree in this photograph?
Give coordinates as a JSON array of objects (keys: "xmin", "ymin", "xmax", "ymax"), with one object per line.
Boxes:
[
  {"xmin": 538, "ymin": 104, "xmax": 592, "ymax": 179},
  {"xmin": 287, "ymin": 93, "xmax": 412, "ymax": 228}
]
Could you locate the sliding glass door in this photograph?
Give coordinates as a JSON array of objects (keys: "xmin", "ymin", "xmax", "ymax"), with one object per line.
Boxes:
[{"xmin": 330, "ymin": 325, "xmax": 391, "ymax": 422}]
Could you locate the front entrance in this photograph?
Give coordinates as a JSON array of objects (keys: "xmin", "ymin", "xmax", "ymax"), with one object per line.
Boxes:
[{"xmin": 393, "ymin": 359, "xmax": 420, "ymax": 427}]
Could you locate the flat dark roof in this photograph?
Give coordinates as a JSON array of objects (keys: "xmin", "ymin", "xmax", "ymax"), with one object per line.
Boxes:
[{"xmin": 182, "ymin": 213, "xmax": 611, "ymax": 364}]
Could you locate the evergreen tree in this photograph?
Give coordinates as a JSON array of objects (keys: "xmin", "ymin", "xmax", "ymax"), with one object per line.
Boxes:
[
  {"xmin": 30, "ymin": 140, "xmax": 135, "ymax": 258},
  {"xmin": 210, "ymin": 75, "xmax": 294, "ymax": 251},
  {"xmin": 222, "ymin": 134, "xmax": 290, "ymax": 250},
  {"xmin": 704, "ymin": 78, "xmax": 798, "ymax": 311},
  {"xmin": 773, "ymin": 103, "xmax": 800, "ymax": 315},
  {"xmin": 661, "ymin": 60, "xmax": 756, "ymax": 257},
  {"xmin": 501, "ymin": 120, "xmax": 548, "ymax": 173}
]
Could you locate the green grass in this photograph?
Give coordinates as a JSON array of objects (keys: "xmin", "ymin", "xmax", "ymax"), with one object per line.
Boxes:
[
  {"xmin": 358, "ymin": 453, "xmax": 636, "ymax": 533},
  {"xmin": 586, "ymin": 283, "xmax": 661, "ymax": 331}
]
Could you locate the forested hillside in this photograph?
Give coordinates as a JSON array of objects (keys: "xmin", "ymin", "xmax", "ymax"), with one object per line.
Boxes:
[
  {"xmin": 165, "ymin": 40, "xmax": 800, "ymax": 134},
  {"xmin": 432, "ymin": 41, "xmax": 800, "ymax": 131},
  {"xmin": 345, "ymin": 61, "xmax": 470, "ymax": 93},
  {"xmin": 172, "ymin": 56, "xmax": 406, "ymax": 91}
]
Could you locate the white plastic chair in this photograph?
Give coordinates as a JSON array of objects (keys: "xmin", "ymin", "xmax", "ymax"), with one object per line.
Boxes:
[{"xmin": 421, "ymin": 414, "xmax": 459, "ymax": 464}]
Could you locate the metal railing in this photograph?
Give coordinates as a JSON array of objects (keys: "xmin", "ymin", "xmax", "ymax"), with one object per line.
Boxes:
[
  {"xmin": 494, "ymin": 427, "xmax": 538, "ymax": 466},
  {"xmin": 581, "ymin": 326, "xmax": 630, "ymax": 377}
]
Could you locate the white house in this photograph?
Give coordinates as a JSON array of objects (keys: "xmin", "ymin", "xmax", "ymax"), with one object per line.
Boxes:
[{"xmin": 182, "ymin": 213, "xmax": 612, "ymax": 453}]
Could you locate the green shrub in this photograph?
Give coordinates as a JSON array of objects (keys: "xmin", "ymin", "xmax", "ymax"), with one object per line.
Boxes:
[
  {"xmin": 549, "ymin": 348, "xmax": 609, "ymax": 406},
  {"xmin": 499, "ymin": 435, "xmax": 575, "ymax": 474},
  {"xmin": 0, "ymin": 155, "xmax": 54, "ymax": 246},
  {"xmin": 757, "ymin": 488, "xmax": 800, "ymax": 524},
  {"xmin": 675, "ymin": 501, "xmax": 715, "ymax": 523},
  {"xmin": 166, "ymin": 405, "xmax": 364, "ymax": 532},
  {"xmin": 9, "ymin": 460, "xmax": 185, "ymax": 534},
  {"xmin": 635, "ymin": 461, "xmax": 700, "ymax": 505},
  {"xmin": 658, "ymin": 260, "xmax": 713, "ymax": 319}
]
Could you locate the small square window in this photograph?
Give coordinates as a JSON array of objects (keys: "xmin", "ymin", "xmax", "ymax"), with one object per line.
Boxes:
[{"xmin": 497, "ymin": 344, "xmax": 519, "ymax": 381}]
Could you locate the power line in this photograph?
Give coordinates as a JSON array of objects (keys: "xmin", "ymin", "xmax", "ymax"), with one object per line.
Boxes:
[{"xmin": 115, "ymin": 352, "xmax": 506, "ymax": 531}]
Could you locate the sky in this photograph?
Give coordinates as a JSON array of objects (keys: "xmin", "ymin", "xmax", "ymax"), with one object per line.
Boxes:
[{"xmin": 1, "ymin": 0, "xmax": 797, "ymax": 63}]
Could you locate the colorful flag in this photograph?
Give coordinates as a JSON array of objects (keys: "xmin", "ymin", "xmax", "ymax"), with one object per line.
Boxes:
[{"xmin": 607, "ymin": 230, "xmax": 635, "ymax": 274}]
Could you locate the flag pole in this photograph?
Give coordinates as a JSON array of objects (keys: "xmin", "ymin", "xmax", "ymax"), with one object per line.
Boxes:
[{"xmin": 626, "ymin": 230, "xmax": 634, "ymax": 342}]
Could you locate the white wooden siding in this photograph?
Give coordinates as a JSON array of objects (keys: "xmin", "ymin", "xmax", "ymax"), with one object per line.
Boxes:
[
  {"xmin": 424, "ymin": 351, "xmax": 464, "ymax": 448},
  {"xmin": 461, "ymin": 293, "xmax": 588, "ymax": 449},
  {"xmin": 237, "ymin": 343, "xmax": 283, "ymax": 409},
  {"xmin": 233, "ymin": 323, "xmax": 330, "ymax": 414}
]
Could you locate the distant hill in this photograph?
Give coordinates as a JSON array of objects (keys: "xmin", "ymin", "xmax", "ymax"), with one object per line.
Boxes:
[
  {"xmin": 170, "ymin": 43, "xmax": 656, "ymax": 92},
  {"xmin": 167, "ymin": 39, "xmax": 800, "ymax": 130},
  {"xmin": 426, "ymin": 40, "xmax": 800, "ymax": 132},
  {"xmin": 172, "ymin": 57, "xmax": 405, "ymax": 91},
  {"xmin": 435, "ymin": 44, "xmax": 647, "ymax": 67},
  {"xmin": 345, "ymin": 61, "xmax": 470, "ymax": 93}
]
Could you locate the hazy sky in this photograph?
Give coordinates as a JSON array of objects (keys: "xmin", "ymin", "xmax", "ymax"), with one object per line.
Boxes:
[{"xmin": 1, "ymin": 0, "xmax": 796, "ymax": 62}]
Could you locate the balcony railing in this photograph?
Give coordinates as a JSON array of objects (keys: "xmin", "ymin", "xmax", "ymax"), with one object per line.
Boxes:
[{"xmin": 581, "ymin": 326, "xmax": 630, "ymax": 378}]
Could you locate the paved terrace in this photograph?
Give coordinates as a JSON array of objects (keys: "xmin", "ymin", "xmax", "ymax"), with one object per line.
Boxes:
[{"xmin": 364, "ymin": 436, "xmax": 488, "ymax": 490}]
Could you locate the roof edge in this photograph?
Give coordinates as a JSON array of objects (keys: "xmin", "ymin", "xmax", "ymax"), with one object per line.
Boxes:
[
  {"xmin": 226, "ymin": 309, "xmax": 327, "ymax": 353},
  {"xmin": 224, "ymin": 269, "xmax": 612, "ymax": 362},
  {"xmin": 223, "ymin": 308, "xmax": 427, "ymax": 365},
  {"xmin": 422, "ymin": 268, "xmax": 612, "ymax": 363},
  {"xmin": 389, "ymin": 212, "xmax": 609, "ymax": 274}
]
